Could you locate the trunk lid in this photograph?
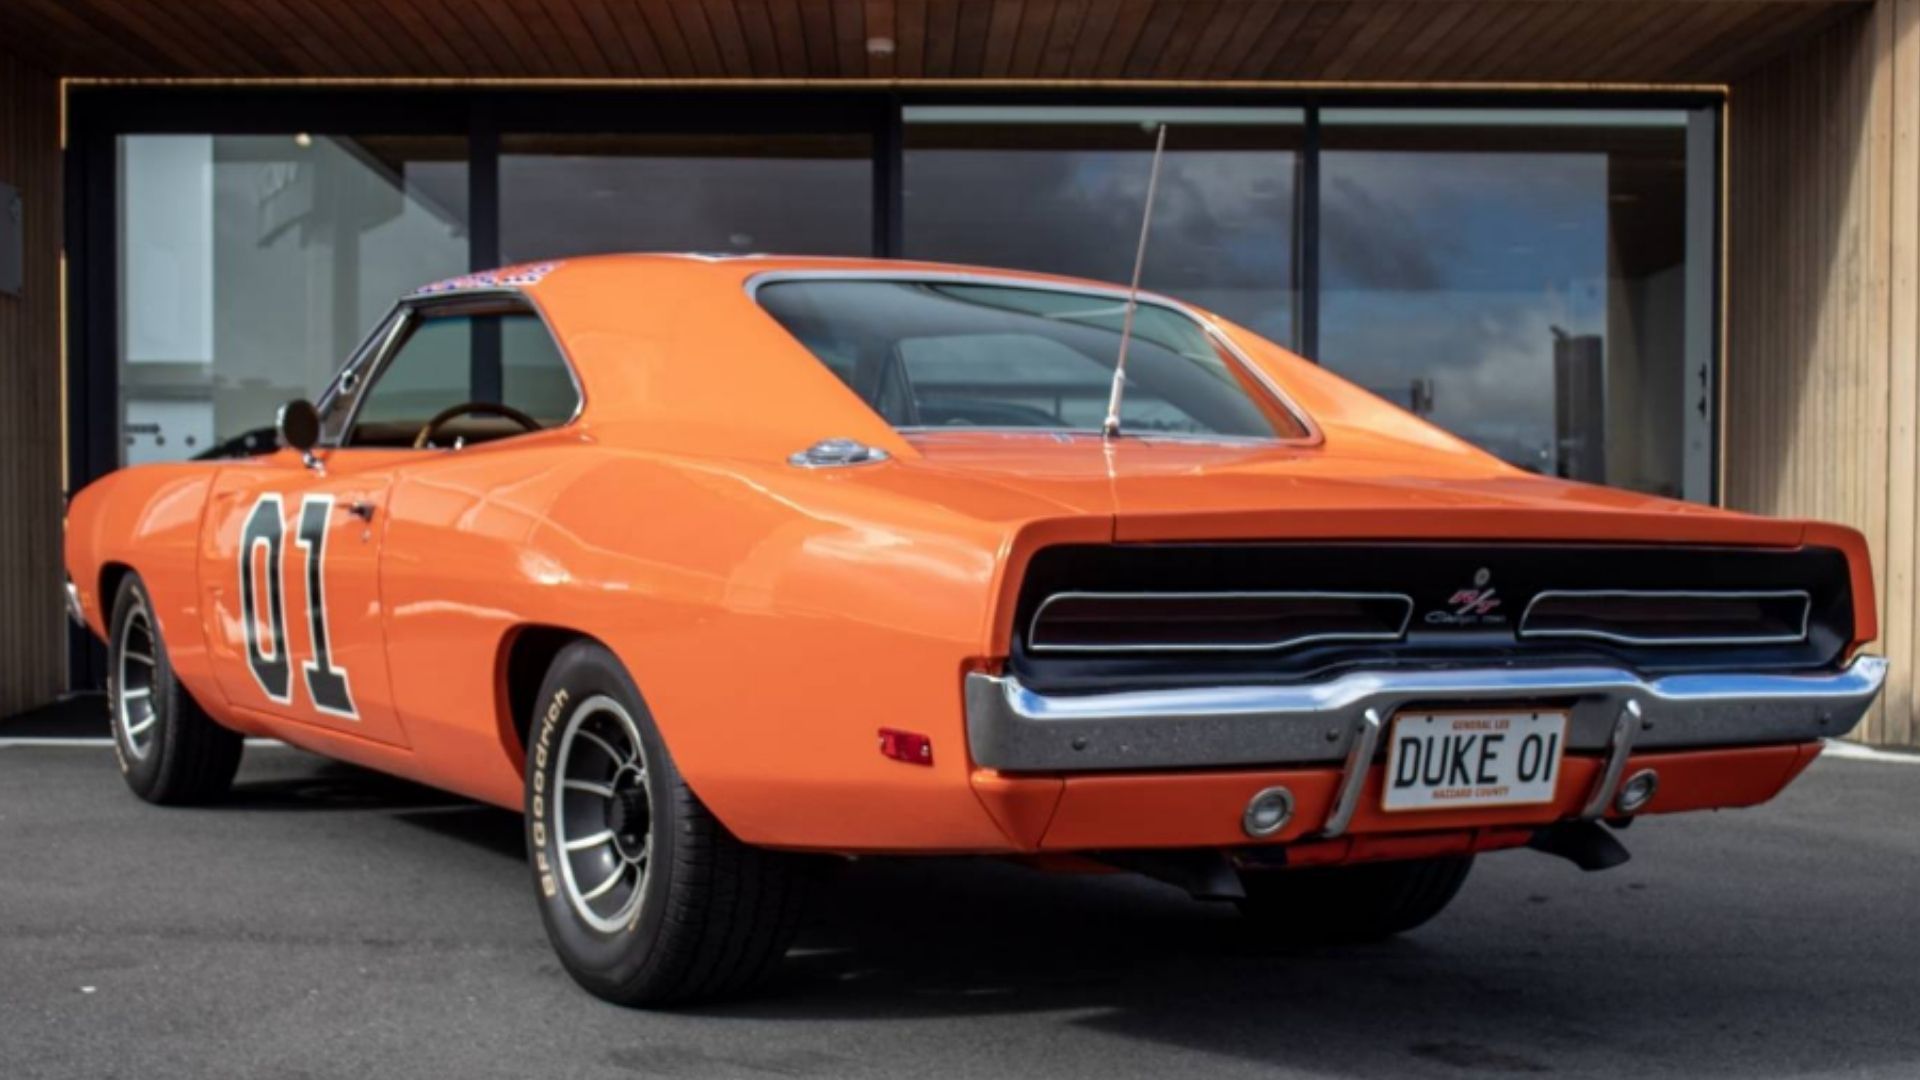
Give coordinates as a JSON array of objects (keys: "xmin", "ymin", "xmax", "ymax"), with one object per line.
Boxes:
[
  {"xmin": 898, "ymin": 431, "xmax": 1800, "ymax": 548},
  {"xmin": 1102, "ymin": 438, "xmax": 1799, "ymax": 546}
]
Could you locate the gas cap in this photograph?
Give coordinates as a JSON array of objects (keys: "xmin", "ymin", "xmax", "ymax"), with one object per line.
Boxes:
[{"xmin": 788, "ymin": 438, "xmax": 889, "ymax": 468}]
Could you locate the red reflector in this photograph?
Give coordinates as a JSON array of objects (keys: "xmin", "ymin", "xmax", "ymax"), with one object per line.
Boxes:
[{"xmin": 878, "ymin": 728, "xmax": 934, "ymax": 766}]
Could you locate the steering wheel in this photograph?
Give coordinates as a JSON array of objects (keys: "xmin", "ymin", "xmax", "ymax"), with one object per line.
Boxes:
[{"xmin": 412, "ymin": 401, "xmax": 542, "ymax": 449}]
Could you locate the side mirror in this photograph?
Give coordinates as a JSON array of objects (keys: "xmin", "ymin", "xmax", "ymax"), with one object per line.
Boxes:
[{"xmin": 277, "ymin": 399, "xmax": 322, "ymax": 465}]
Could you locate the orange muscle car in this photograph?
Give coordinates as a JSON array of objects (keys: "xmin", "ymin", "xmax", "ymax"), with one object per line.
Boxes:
[{"xmin": 65, "ymin": 254, "xmax": 1887, "ymax": 1005}]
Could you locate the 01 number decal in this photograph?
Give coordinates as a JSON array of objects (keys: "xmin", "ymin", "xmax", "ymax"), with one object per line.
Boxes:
[{"xmin": 238, "ymin": 493, "xmax": 357, "ymax": 718}]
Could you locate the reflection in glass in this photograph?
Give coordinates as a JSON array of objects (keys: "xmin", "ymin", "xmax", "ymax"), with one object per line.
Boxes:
[
  {"xmin": 903, "ymin": 107, "xmax": 1302, "ymax": 346},
  {"xmin": 500, "ymin": 133, "xmax": 872, "ymax": 261},
  {"xmin": 117, "ymin": 134, "xmax": 468, "ymax": 464},
  {"xmin": 1318, "ymin": 109, "xmax": 1705, "ymax": 498},
  {"xmin": 758, "ymin": 278, "xmax": 1304, "ymax": 438}
]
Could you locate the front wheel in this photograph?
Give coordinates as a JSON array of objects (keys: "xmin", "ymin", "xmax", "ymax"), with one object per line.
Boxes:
[
  {"xmin": 107, "ymin": 572, "xmax": 244, "ymax": 804},
  {"xmin": 1237, "ymin": 855, "xmax": 1474, "ymax": 944},
  {"xmin": 524, "ymin": 642, "xmax": 817, "ymax": 1006}
]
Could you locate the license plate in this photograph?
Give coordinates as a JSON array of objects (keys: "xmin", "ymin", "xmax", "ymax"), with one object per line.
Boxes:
[{"xmin": 1382, "ymin": 709, "xmax": 1567, "ymax": 812}]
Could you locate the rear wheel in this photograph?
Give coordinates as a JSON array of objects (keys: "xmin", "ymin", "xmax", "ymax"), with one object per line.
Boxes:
[
  {"xmin": 1237, "ymin": 855, "xmax": 1474, "ymax": 944},
  {"xmin": 107, "ymin": 573, "xmax": 244, "ymax": 804},
  {"xmin": 524, "ymin": 641, "xmax": 817, "ymax": 1006}
]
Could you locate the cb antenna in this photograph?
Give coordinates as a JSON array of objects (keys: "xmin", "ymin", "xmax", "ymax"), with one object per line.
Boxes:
[{"xmin": 1103, "ymin": 122, "xmax": 1169, "ymax": 439}]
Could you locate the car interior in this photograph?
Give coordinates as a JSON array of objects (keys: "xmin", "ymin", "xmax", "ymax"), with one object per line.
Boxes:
[{"xmin": 327, "ymin": 303, "xmax": 582, "ymax": 450}]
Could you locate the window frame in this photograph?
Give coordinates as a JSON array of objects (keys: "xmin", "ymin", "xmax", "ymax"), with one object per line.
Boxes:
[
  {"xmin": 745, "ymin": 268, "xmax": 1325, "ymax": 447},
  {"xmin": 316, "ymin": 289, "xmax": 585, "ymax": 450}
]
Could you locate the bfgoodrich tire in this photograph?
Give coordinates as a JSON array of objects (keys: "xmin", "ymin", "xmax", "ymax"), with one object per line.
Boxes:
[
  {"xmin": 107, "ymin": 572, "xmax": 244, "ymax": 804},
  {"xmin": 1237, "ymin": 855, "xmax": 1474, "ymax": 944},
  {"xmin": 524, "ymin": 641, "xmax": 817, "ymax": 1006}
]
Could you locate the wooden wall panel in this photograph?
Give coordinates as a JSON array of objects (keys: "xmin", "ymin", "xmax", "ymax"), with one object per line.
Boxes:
[
  {"xmin": 1727, "ymin": 1, "xmax": 1920, "ymax": 746},
  {"xmin": 1889, "ymin": 0, "xmax": 1919, "ymax": 747},
  {"xmin": 0, "ymin": 0, "xmax": 1871, "ymax": 83},
  {"xmin": 0, "ymin": 49, "xmax": 66, "ymax": 717}
]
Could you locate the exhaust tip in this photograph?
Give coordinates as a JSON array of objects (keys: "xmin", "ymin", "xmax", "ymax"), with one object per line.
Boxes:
[
  {"xmin": 1242, "ymin": 786, "xmax": 1295, "ymax": 838},
  {"xmin": 1615, "ymin": 769, "xmax": 1660, "ymax": 815}
]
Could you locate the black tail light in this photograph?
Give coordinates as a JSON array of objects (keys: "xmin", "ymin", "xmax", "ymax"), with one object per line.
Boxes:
[
  {"xmin": 1028, "ymin": 591, "xmax": 1413, "ymax": 653},
  {"xmin": 1517, "ymin": 590, "xmax": 1810, "ymax": 646}
]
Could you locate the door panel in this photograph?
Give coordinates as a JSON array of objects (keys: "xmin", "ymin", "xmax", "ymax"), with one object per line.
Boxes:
[{"xmin": 201, "ymin": 449, "xmax": 413, "ymax": 747}]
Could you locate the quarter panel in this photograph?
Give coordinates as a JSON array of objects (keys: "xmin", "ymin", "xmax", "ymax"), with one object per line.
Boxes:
[{"xmin": 378, "ymin": 439, "xmax": 1040, "ymax": 845}]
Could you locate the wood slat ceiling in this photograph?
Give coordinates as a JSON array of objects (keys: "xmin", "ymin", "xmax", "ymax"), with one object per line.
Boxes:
[{"xmin": 0, "ymin": 0, "xmax": 1866, "ymax": 83}]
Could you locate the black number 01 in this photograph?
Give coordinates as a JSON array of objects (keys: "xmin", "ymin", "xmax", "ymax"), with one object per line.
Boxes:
[{"xmin": 237, "ymin": 494, "xmax": 357, "ymax": 718}]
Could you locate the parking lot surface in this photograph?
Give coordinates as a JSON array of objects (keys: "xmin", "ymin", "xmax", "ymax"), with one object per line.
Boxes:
[{"xmin": 3, "ymin": 739, "xmax": 1918, "ymax": 1080}]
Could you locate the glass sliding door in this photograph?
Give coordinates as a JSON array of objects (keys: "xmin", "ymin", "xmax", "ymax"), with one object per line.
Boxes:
[
  {"xmin": 903, "ymin": 106, "xmax": 1304, "ymax": 347},
  {"xmin": 116, "ymin": 134, "xmax": 468, "ymax": 465},
  {"xmin": 1316, "ymin": 108, "xmax": 1715, "ymax": 500},
  {"xmin": 499, "ymin": 133, "xmax": 873, "ymax": 261},
  {"xmin": 97, "ymin": 94, "xmax": 1721, "ymax": 504}
]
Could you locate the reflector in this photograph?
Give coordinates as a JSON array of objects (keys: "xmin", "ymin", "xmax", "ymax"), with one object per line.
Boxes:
[{"xmin": 878, "ymin": 728, "xmax": 933, "ymax": 766}]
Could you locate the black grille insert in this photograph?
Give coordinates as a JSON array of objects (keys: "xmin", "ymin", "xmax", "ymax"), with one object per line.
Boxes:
[
  {"xmin": 1029, "ymin": 591, "xmax": 1414, "ymax": 653},
  {"xmin": 1517, "ymin": 590, "xmax": 1811, "ymax": 646}
]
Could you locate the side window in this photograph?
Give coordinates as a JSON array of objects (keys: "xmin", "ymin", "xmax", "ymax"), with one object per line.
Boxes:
[
  {"xmin": 502, "ymin": 315, "xmax": 581, "ymax": 423},
  {"xmin": 353, "ymin": 318, "xmax": 472, "ymax": 434},
  {"xmin": 344, "ymin": 308, "xmax": 580, "ymax": 447}
]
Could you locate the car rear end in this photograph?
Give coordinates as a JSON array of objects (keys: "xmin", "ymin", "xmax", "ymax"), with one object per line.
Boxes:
[
  {"xmin": 743, "ymin": 260, "xmax": 1885, "ymax": 872},
  {"xmin": 964, "ymin": 523, "xmax": 1883, "ymax": 867}
]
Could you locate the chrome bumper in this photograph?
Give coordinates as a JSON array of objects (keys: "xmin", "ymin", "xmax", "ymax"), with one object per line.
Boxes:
[
  {"xmin": 64, "ymin": 579, "xmax": 86, "ymax": 628},
  {"xmin": 965, "ymin": 656, "xmax": 1888, "ymax": 775}
]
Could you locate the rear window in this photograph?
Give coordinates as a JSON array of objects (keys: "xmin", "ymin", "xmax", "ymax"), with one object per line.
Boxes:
[{"xmin": 755, "ymin": 279, "xmax": 1306, "ymax": 439}]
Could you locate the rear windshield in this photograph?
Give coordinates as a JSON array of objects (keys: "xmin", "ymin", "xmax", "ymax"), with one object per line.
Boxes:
[{"xmin": 756, "ymin": 279, "xmax": 1306, "ymax": 439}]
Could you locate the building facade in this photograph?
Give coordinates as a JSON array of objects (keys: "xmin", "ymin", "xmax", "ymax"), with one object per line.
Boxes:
[{"xmin": 0, "ymin": 1, "xmax": 1915, "ymax": 743}]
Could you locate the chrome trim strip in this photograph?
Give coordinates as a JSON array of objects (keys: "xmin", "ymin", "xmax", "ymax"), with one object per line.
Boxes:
[
  {"xmin": 1582, "ymin": 700, "xmax": 1642, "ymax": 820},
  {"xmin": 64, "ymin": 579, "xmax": 85, "ymax": 628},
  {"xmin": 964, "ymin": 656, "xmax": 1887, "ymax": 774},
  {"xmin": 314, "ymin": 302, "xmax": 410, "ymax": 443},
  {"xmin": 1321, "ymin": 708, "xmax": 1383, "ymax": 839},
  {"xmin": 1515, "ymin": 588, "xmax": 1813, "ymax": 647},
  {"xmin": 1026, "ymin": 590, "xmax": 1415, "ymax": 654},
  {"xmin": 741, "ymin": 268, "xmax": 1323, "ymax": 446}
]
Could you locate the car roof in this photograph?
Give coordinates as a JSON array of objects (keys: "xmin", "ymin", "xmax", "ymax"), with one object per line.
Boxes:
[
  {"xmin": 399, "ymin": 252, "xmax": 1233, "ymax": 453},
  {"xmin": 410, "ymin": 252, "xmax": 1175, "ymax": 307}
]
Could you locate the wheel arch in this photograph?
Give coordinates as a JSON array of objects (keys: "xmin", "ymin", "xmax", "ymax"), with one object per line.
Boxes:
[
  {"xmin": 99, "ymin": 561, "xmax": 136, "ymax": 618},
  {"xmin": 493, "ymin": 624, "xmax": 741, "ymax": 833},
  {"xmin": 497, "ymin": 623, "xmax": 600, "ymax": 775}
]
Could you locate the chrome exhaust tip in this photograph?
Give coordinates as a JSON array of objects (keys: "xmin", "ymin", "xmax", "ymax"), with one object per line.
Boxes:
[
  {"xmin": 1615, "ymin": 768, "xmax": 1660, "ymax": 815},
  {"xmin": 1242, "ymin": 786, "xmax": 1295, "ymax": 838}
]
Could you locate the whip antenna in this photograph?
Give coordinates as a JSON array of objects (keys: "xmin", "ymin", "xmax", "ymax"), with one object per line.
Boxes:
[{"xmin": 1103, "ymin": 122, "xmax": 1168, "ymax": 439}]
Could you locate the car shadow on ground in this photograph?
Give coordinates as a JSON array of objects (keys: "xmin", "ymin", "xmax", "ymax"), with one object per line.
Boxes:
[
  {"xmin": 224, "ymin": 756, "xmax": 531, "ymax": 858},
  {"xmin": 217, "ymin": 755, "xmax": 1920, "ymax": 1078},
  {"xmin": 225, "ymin": 758, "xmax": 467, "ymax": 812},
  {"xmin": 720, "ymin": 855, "xmax": 1916, "ymax": 1076}
]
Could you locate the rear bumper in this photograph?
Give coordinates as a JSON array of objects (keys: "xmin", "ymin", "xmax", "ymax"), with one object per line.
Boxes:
[
  {"xmin": 966, "ymin": 655, "xmax": 1887, "ymax": 779},
  {"xmin": 993, "ymin": 742, "xmax": 1826, "ymax": 854}
]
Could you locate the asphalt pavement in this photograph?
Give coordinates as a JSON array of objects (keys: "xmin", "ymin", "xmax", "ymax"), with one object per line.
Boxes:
[{"xmin": 2, "ymin": 733, "xmax": 1919, "ymax": 1080}]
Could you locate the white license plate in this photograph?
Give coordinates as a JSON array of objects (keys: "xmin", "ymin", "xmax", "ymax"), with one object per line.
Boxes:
[{"xmin": 1382, "ymin": 709, "xmax": 1567, "ymax": 812}]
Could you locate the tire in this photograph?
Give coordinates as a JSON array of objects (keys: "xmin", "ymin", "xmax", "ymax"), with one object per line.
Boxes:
[
  {"xmin": 524, "ymin": 641, "xmax": 817, "ymax": 1007},
  {"xmin": 1237, "ymin": 855, "xmax": 1474, "ymax": 944},
  {"xmin": 107, "ymin": 572, "xmax": 244, "ymax": 804}
]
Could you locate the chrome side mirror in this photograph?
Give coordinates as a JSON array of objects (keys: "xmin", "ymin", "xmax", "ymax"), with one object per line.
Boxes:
[{"xmin": 277, "ymin": 399, "xmax": 323, "ymax": 470}]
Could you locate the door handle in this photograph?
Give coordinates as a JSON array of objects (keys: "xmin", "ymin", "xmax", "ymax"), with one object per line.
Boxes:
[{"xmin": 342, "ymin": 500, "xmax": 376, "ymax": 522}]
